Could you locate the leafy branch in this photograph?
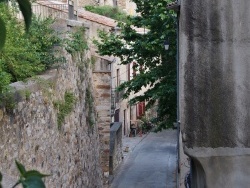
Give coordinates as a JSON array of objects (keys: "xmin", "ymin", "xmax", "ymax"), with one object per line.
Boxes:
[
  {"xmin": 0, "ymin": 161, "xmax": 49, "ymax": 188},
  {"xmin": 95, "ymin": 0, "xmax": 177, "ymax": 130}
]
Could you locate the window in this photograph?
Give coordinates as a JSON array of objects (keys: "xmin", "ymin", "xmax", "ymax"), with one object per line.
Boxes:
[
  {"xmin": 100, "ymin": 58, "xmax": 110, "ymax": 70},
  {"xmin": 136, "ymin": 101, "xmax": 145, "ymax": 118}
]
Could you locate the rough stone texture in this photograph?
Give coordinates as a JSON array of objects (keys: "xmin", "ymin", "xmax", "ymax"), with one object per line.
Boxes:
[
  {"xmin": 109, "ymin": 122, "xmax": 123, "ymax": 175},
  {"xmin": 92, "ymin": 70, "xmax": 111, "ymax": 181},
  {"xmin": 78, "ymin": 0, "xmax": 98, "ymax": 7},
  {"xmin": 179, "ymin": 0, "xmax": 250, "ymax": 187},
  {"xmin": 117, "ymin": 0, "xmax": 126, "ymax": 9},
  {"xmin": 0, "ymin": 20, "xmax": 104, "ymax": 188}
]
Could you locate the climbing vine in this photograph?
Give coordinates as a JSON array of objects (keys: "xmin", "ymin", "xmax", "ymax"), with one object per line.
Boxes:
[
  {"xmin": 64, "ymin": 27, "xmax": 88, "ymax": 54},
  {"xmin": 85, "ymin": 87, "xmax": 95, "ymax": 128},
  {"xmin": 53, "ymin": 91, "xmax": 76, "ymax": 130}
]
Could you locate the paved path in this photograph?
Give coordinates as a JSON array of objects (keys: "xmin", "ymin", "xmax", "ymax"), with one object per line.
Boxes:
[{"xmin": 111, "ymin": 130, "xmax": 177, "ymax": 188}]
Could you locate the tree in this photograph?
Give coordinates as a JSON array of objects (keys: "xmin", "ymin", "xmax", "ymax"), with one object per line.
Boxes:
[{"xmin": 95, "ymin": 0, "xmax": 177, "ymax": 131}]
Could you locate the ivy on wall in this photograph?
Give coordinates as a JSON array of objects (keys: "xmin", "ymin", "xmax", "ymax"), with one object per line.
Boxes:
[
  {"xmin": 85, "ymin": 87, "xmax": 95, "ymax": 128},
  {"xmin": 53, "ymin": 91, "xmax": 76, "ymax": 129}
]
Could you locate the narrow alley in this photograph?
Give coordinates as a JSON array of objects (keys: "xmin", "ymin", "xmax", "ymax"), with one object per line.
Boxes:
[{"xmin": 110, "ymin": 130, "xmax": 177, "ymax": 188}]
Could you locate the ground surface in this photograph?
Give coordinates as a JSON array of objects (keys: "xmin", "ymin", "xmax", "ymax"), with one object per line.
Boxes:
[{"xmin": 110, "ymin": 130, "xmax": 177, "ymax": 188}]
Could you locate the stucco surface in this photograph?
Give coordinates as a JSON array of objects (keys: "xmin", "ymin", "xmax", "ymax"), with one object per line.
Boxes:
[
  {"xmin": 179, "ymin": 0, "xmax": 250, "ymax": 187},
  {"xmin": 180, "ymin": 0, "xmax": 250, "ymax": 148}
]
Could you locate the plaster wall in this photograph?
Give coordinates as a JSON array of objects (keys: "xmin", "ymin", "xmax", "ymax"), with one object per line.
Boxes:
[{"xmin": 179, "ymin": 0, "xmax": 250, "ymax": 187}]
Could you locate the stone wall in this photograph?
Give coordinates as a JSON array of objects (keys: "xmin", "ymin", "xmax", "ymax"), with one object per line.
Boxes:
[
  {"xmin": 78, "ymin": 0, "xmax": 98, "ymax": 7},
  {"xmin": 0, "ymin": 19, "xmax": 104, "ymax": 187},
  {"xmin": 179, "ymin": 0, "xmax": 250, "ymax": 187},
  {"xmin": 92, "ymin": 70, "xmax": 111, "ymax": 181},
  {"xmin": 109, "ymin": 122, "xmax": 123, "ymax": 175},
  {"xmin": 117, "ymin": 0, "xmax": 126, "ymax": 9}
]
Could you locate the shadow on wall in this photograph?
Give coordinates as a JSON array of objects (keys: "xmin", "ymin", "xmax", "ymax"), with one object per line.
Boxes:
[
  {"xmin": 109, "ymin": 122, "xmax": 123, "ymax": 175},
  {"xmin": 190, "ymin": 158, "xmax": 206, "ymax": 188}
]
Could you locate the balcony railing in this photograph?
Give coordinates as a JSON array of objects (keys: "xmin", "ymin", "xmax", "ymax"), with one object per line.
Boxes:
[
  {"xmin": 111, "ymin": 88, "xmax": 125, "ymax": 115},
  {"xmin": 16, "ymin": 3, "xmax": 68, "ymax": 20}
]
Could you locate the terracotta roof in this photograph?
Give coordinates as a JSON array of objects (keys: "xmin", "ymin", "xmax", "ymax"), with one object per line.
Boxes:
[
  {"xmin": 77, "ymin": 9, "xmax": 117, "ymax": 27},
  {"xmin": 37, "ymin": 1, "xmax": 146, "ymax": 31},
  {"xmin": 37, "ymin": 1, "xmax": 117, "ymax": 27}
]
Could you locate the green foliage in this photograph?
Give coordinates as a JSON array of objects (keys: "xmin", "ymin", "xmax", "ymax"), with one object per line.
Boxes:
[
  {"xmin": 54, "ymin": 91, "xmax": 76, "ymax": 129},
  {"xmin": 85, "ymin": 88, "xmax": 95, "ymax": 128},
  {"xmin": 0, "ymin": 63, "xmax": 11, "ymax": 94},
  {"xmin": 13, "ymin": 160, "xmax": 49, "ymax": 188},
  {"xmin": 95, "ymin": 0, "xmax": 177, "ymax": 130},
  {"xmin": 64, "ymin": 27, "xmax": 88, "ymax": 54},
  {"xmin": 0, "ymin": 4, "xmax": 43, "ymax": 82},
  {"xmin": 0, "ymin": 16, "xmax": 6, "ymax": 50},
  {"xmin": 27, "ymin": 16, "xmax": 62, "ymax": 69},
  {"xmin": 20, "ymin": 89, "xmax": 31, "ymax": 100},
  {"xmin": 0, "ymin": 91, "xmax": 16, "ymax": 113},
  {"xmin": 0, "ymin": 161, "xmax": 48, "ymax": 188},
  {"xmin": 0, "ymin": 0, "xmax": 32, "ymax": 50},
  {"xmin": 0, "ymin": 4, "xmax": 62, "ymax": 94},
  {"xmin": 84, "ymin": 5, "xmax": 128, "ymax": 23}
]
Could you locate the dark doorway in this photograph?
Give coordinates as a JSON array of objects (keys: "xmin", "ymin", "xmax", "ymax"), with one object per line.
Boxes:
[
  {"xmin": 114, "ymin": 109, "xmax": 120, "ymax": 122},
  {"xmin": 123, "ymin": 109, "xmax": 126, "ymax": 135}
]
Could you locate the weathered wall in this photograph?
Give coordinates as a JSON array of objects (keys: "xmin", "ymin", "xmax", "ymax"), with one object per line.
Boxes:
[
  {"xmin": 179, "ymin": 0, "xmax": 250, "ymax": 187},
  {"xmin": 92, "ymin": 70, "xmax": 111, "ymax": 181},
  {"xmin": 77, "ymin": 9, "xmax": 114, "ymax": 184},
  {"xmin": 0, "ymin": 19, "xmax": 104, "ymax": 187}
]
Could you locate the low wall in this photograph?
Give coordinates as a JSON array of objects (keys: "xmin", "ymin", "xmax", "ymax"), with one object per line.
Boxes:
[{"xmin": 109, "ymin": 122, "xmax": 123, "ymax": 175}]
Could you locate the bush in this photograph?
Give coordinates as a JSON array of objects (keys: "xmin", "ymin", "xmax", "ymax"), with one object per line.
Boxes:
[
  {"xmin": 84, "ymin": 5, "xmax": 128, "ymax": 23},
  {"xmin": 0, "ymin": 4, "xmax": 61, "ymax": 94}
]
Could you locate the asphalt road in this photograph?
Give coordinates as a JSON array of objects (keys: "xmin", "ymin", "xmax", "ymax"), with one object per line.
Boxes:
[{"xmin": 110, "ymin": 130, "xmax": 177, "ymax": 188}]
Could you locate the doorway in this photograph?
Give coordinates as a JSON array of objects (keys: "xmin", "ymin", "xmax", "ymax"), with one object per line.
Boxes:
[{"xmin": 123, "ymin": 109, "xmax": 126, "ymax": 135}]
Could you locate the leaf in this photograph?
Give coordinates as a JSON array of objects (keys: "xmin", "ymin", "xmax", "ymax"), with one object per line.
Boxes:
[
  {"xmin": 15, "ymin": 160, "xmax": 26, "ymax": 176},
  {"xmin": 22, "ymin": 176, "xmax": 46, "ymax": 188},
  {"xmin": 24, "ymin": 170, "xmax": 50, "ymax": 178},
  {"xmin": 16, "ymin": 0, "xmax": 32, "ymax": 31},
  {"xmin": 0, "ymin": 17, "xmax": 6, "ymax": 50}
]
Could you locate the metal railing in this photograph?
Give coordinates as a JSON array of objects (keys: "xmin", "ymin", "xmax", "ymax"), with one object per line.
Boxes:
[{"xmin": 17, "ymin": 3, "xmax": 68, "ymax": 20}]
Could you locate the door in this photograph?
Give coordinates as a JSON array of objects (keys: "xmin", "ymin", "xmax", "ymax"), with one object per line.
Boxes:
[
  {"xmin": 123, "ymin": 109, "xmax": 126, "ymax": 135},
  {"xmin": 114, "ymin": 109, "xmax": 120, "ymax": 122}
]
